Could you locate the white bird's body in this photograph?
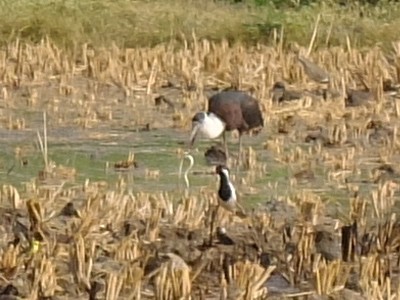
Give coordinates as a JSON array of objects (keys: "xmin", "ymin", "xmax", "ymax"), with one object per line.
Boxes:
[{"xmin": 190, "ymin": 112, "xmax": 226, "ymax": 141}]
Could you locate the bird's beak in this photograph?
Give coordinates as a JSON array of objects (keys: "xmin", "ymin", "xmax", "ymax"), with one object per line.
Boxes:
[{"xmin": 189, "ymin": 122, "xmax": 200, "ymax": 147}]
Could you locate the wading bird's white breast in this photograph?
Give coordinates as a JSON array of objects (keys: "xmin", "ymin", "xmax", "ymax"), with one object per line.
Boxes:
[
  {"xmin": 199, "ymin": 113, "xmax": 226, "ymax": 139},
  {"xmin": 227, "ymin": 181, "xmax": 237, "ymax": 202},
  {"xmin": 219, "ymin": 187, "xmax": 237, "ymax": 212},
  {"xmin": 219, "ymin": 168, "xmax": 237, "ymax": 212}
]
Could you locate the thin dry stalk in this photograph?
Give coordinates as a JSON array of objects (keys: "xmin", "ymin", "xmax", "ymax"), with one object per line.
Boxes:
[
  {"xmin": 28, "ymin": 255, "xmax": 58, "ymax": 299},
  {"xmin": 105, "ymin": 272, "xmax": 124, "ymax": 300},
  {"xmin": 1, "ymin": 184, "xmax": 22, "ymax": 209},
  {"xmin": 325, "ymin": 20, "xmax": 334, "ymax": 47},
  {"xmin": 69, "ymin": 235, "xmax": 94, "ymax": 292},
  {"xmin": 154, "ymin": 255, "xmax": 191, "ymax": 300},
  {"xmin": 313, "ymin": 259, "xmax": 350, "ymax": 295},
  {"xmin": 36, "ymin": 111, "xmax": 49, "ymax": 173},
  {"xmin": 226, "ymin": 260, "xmax": 275, "ymax": 299},
  {"xmin": 307, "ymin": 14, "xmax": 321, "ymax": 56},
  {"xmin": 146, "ymin": 58, "xmax": 158, "ymax": 95}
]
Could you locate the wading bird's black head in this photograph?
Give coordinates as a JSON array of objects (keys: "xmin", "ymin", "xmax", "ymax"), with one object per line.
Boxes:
[
  {"xmin": 216, "ymin": 165, "xmax": 230, "ymax": 176},
  {"xmin": 189, "ymin": 112, "xmax": 207, "ymax": 147},
  {"xmin": 192, "ymin": 112, "xmax": 206, "ymax": 123},
  {"xmin": 189, "ymin": 112, "xmax": 226, "ymax": 148}
]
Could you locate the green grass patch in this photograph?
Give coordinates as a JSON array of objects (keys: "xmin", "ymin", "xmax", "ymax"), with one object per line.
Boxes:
[{"xmin": 0, "ymin": 0, "xmax": 399, "ymax": 52}]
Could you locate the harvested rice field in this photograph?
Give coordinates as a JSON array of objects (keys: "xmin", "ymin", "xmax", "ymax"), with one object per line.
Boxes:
[{"xmin": 2, "ymin": 25, "xmax": 400, "ymax": 299}]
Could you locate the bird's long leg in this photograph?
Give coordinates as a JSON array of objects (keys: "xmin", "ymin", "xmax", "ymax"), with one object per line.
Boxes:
[
  {"xmin": 239, "ymin": 134, "xmax": 243, "ymax": 161},
  {"xmin": 223, "ymin": 131, "xmax": 229, "ymax": 163},
  {"xmin": 209, "ymin": 204, "xmax": 219, "ymax": 247},
  {"xmin": 234, "ymin": 133, "xmax": 243, "ymax": 173}
]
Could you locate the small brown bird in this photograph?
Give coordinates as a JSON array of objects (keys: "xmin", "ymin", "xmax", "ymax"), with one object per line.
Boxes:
[
  {"xmin": 204, "ymin": 144, "xmax": 227, "ymax": 166},
  {"xmin": 216, "ymin": 227, "xmax": 235, "ymax": 245},
  {"xmin": 271, "ymin": 81, "xmax": 303, "ymax": 103},
  {"xmin": 345, "ymin": 89, "xmax": 374, "ymax": 107},
  {"xmin": 321, "ymin": 88, "xmax": 342, "ymax": 101},
  {"xmin": 383, "ymin": 78, "xmax": 400, "ymax": 93},
  {"xmin": 298, "ymin": 55, "xmax": 330, "ymax": 84},
  {"xmin": 60, "ymin": 202, "xmax": 79, "ymax": 217}
]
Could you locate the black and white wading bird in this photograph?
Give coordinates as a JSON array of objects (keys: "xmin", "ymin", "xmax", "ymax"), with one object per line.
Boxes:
[
  {"xmin": 189, "ymin": 91, "xmax": 264, "ymax": 162},
  {"xmin": 216, "ymin": 165, "xmax": 246, "ymax": 218},
  {"xmin": 208, "ymin": 164, "xmax": 246, "ymax": 246}
]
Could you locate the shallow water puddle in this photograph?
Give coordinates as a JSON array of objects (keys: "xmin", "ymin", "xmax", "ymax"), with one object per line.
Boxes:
[{"xmin": 0, "ymin": 121, "xmax": 291, "ymax": 209}]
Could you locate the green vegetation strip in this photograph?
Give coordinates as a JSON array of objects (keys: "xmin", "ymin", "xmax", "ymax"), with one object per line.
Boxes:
[{"xmin": 0, "ymin": 0, "xmax": 399, "ymax": 51}]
